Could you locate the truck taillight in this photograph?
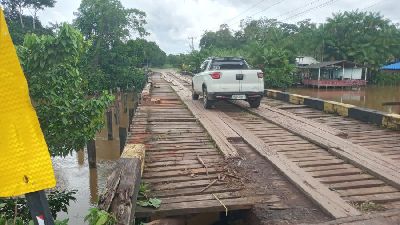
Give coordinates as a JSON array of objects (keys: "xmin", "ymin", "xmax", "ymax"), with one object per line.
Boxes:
[
  {"xmin": 210, "ymin": 72, "xmax": 221, "ymax": 79},
  {"xmin": 257, "ymin": 72, "xmax": 264, "ymax": 78}
]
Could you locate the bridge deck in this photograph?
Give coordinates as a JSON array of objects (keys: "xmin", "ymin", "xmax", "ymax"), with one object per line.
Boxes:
[
  {"xmin": 165, "ymin": 71, "xmax": 400, "ymax": 219},
  {"xmin": 129, "ymin": 75, "xmax": 277, "ymax": 218},
  {"xmin": 118, "ymin": 71, "xmax": 400, "ymax": 224},
  {"xmin": 262, "ymin": 98, "xmax": 400, "ymax": 163}
]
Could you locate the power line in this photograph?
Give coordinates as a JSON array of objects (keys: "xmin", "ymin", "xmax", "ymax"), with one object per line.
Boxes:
[
  {"xmin": 228, "ymin": 0, "xmax": 286, "ymax": 26},
  {"xmin": 282, "ymin": 0, "xmax": 339, "ymax": 22},
  {"xmin": 224, "ymin": 0, "xmax": 268, "ymax": 24},
  {"xmin": 251, "ymin": 0, "xmax": 287, "ymax": 18},
  {"xmin": 276, "ymin": 0, "xmax": 324, "ymax": 19},
  {"xmin": 361, "ymin": 0, "xmax": 384, "ymax": 10}
]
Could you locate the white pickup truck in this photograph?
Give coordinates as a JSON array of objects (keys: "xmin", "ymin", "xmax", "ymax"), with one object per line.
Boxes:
[{"xmin": 192, "ymin": 57, "xmax": 264, "ymax": 109}]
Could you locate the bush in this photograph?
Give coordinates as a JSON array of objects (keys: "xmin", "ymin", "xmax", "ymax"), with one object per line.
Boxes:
[{"xmin": 372, "ymin": 71, "xmax": 400, "ymax": 85}]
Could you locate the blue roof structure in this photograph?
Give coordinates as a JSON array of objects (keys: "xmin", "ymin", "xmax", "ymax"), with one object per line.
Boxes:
[{"xmin": 381, "ymin": 62, "xmax": 400, "ymax": 70}]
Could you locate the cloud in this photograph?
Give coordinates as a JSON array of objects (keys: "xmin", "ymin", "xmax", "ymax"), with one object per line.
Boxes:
[{"xmin": 38, "ymin": 0, "xmax": 400, "ymax": 54}]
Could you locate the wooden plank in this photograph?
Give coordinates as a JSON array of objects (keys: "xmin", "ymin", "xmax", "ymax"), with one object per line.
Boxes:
[
  {"xmin": 310, "ymin": 168, "xmax": 363, "ymax": 178},
  {"xmin": 337, "ymin": 186, "xmax": 398, "ymax": 197},
  {"xmin": 346, "ymin": 192, "xmax": 400, "ymax": 204},
  {"xmin": 214, "ymin": 111, "xmax": 360, "ymax": 218},
  {"xmin": 299, "ymin": 209, "xmax": 400, "ymax": 225},
  {"xmin": 319, "ymin": 174, "xmax": 374, "ymax": 184},
  {"xmin": 329, "ymin": 180, "xmax": 385, "ymax": 190},
  {"xmin": 233, "ymin": 100, "xmax": 400, "ymax": 190},
  {"xmin": 166, "ymin": 74, "xmax": 240, "ymax": 158},
  {"xmin": 304, "ymin": 164, "xmax": 354, "ymax": 172},
  {"xmin": 136, "ymin": 196, "xmax": 276, "ymax": 218}
]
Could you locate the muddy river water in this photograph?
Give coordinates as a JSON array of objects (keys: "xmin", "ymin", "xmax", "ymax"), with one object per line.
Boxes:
[
  {"xmin": 52, "ymin": 93, "xmax": 136, "ymax": 224},
  {"xmin": 287, "ymin": 85, "xmax": 400, "ymax": 114}
]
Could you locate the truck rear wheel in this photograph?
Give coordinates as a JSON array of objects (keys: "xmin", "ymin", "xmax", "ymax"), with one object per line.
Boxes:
[
  {"xmin": 192, "ymin": 83, "xmax": 199, "ymax": 100},
  {"xmin": 203, "ymin": 87, "xmax": 214, "ymax": 109},
  {"xmin": 248, "ymin": 98, "xmax": 261, "ymax": 108},
  {"xmin": 192, "ymin": 91, "xmax": 199, "ymax": 100}
]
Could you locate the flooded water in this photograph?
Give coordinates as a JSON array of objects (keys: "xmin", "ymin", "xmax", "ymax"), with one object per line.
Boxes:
[
  {"xmin": 287, "ymin": 85, "xmax": 400, "ymax": 114},
  {"xmin": 52, "ymin": 92, "xmax": 137, "ymax": 225}
]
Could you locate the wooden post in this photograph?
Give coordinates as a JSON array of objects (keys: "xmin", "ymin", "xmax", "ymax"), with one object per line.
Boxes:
[
  {"xmin": 26, "ymin": 191, "xmax": 55, "ymax": 225},
  {"xmin": 119, "ymin": 127, "xmax": 127, "ymax": 154},
  {"xmin": 107, "ymin": 110, "xmax": 113, "ymax": 140},
  {"xmin": 124, "ymin": 93, "xmax": 128, "ymax": 113},
  {"xmin": 87, "ymin": 139, "xmax": 97, "ymax": 168},
  {"xmin": 318, "ymin": 67, "xmax": 321, "ymax": 89},
  {"xmin": 98, "ymin": 144, "xmax": 145, "ymax": 225},
  {"xmin": 128, "ymin": 108, "xmax": 134, "ymax": 132},
  {"xmin": 342, "ymin": 62, "xmax": 345, "ymax": 80}
]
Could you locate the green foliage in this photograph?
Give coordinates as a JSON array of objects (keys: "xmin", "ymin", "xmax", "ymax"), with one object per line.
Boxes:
[
  {"xmin": 372, "ymin": 71, "xmax": 400, "ymax": 85},
  {"xmin": 323, "ymin": 11, "xmax": 400, "ymax": 69},
  {"xmin": 247, "ymin": 45, "xmax": 297, "ymax": 89},
  {"xmin": 2, "ymin": 0, "xmax": 54, "ymax": 45},
  {"xmin": 192, "ymin": 10, "xmax": 400, "ymax": 88},
  {"xmin": 47, "ymin": 190, "xmax": 77, "ymax": 218},
  {"xmin": 137, "ymin": 183, "xmax": 161, "ymax": 209},
  {"xmin": 74, "ymin": 0, "xmax": 163, "ymax": 92},
  {"xmin": 137, "ymin": 198, "xmax": 161, "ymax": 209},
  {"xmin": 84, "ymin": 208, "xmax": 116, "ymax": 225},
  {"xmin": 18, "ymin": 24, "xmax": 114, "ymax": 156},
  {"xmin": 0, "ymin": 190, "xmax": 76, "ymax": 223}
]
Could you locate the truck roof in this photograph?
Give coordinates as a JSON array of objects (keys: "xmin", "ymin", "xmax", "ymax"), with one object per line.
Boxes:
[{"xmin": 207, "ymin": 57, "xmax": 244, "ymax": 61}]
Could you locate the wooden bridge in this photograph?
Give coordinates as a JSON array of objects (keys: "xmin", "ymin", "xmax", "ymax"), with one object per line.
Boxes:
[{"xmin": 98, "ymin": 71, "xmax": 400, "ymax": 225}]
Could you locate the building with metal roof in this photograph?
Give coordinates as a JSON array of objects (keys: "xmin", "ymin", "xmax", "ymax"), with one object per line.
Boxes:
[
  {"xmin": 381, "ymin": 62, "xmax": 400, "ymax": 70},
  {"xmin": 299, "ymin": 60, "xmax": 367, "ymax": 88}
]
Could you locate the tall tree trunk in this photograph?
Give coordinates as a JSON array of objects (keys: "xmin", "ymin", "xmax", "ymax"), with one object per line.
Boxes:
[
  {"xmin": 33, "ymin": 9, "xmax": 37, "ymax": 30},
  {"xmin": 18, "ymin": 5, "xmax": 24, "ymax": 28}
]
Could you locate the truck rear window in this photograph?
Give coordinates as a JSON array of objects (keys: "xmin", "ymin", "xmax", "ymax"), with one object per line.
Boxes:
[{"xmin": 210, "ymin": 60, "xmax": 248, "ymax": 70}]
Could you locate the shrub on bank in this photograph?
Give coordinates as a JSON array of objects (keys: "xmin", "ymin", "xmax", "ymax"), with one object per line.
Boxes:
[{"xmin": 372, "ymin": 71, "xmax": 400, "ymax": 85}]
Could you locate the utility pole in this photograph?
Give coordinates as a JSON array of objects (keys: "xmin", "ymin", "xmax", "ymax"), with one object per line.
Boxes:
[{"xmin": 188, "ymin": 37, "xmax": 195, "ymax": 52}]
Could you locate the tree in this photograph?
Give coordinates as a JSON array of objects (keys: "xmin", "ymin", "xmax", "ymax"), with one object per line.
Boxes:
[
  {"xmin": 2, "ymin": 0, "xmax": 54, "ymax": 45},
  {"xmin": 74, "ymin": 0, "xmax": 155, "ymax": 92},
  {"xmin": 26, "ymin": 0, "xmax": 56, "ymax": 29},
  {"xmin": 1, "ymin": 0, "xmax": 28, "ymax": 27},
  {"xmin": 18, "ymin": 24, "xmax": 114, "ymax": 156},
  {"xmin": 74, "ymin": 0, "xmax": 148, "ymax": 65},
  {"xmin": 323, "ymin": 11, "xmax": 400, "ymax": 70}
]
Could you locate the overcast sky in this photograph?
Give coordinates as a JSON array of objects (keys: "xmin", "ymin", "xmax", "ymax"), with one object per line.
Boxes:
[{"xmin": 37, "ymin": 0, "xmax": 399, "ymax": 54}]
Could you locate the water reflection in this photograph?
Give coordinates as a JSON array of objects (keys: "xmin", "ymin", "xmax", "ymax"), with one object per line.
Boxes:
[
  {"xmin": 288, "ymin": 85, "xmax": 400, "ymax": 114},
  {"xmin": 53, "ymin": 92, "xmax": 137, "ymax": 225}
]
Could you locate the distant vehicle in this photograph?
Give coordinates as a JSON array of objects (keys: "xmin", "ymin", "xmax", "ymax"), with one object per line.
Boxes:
[{"xmin": 192, "ymin": 57, "xmax": 264, "ymax": 109}]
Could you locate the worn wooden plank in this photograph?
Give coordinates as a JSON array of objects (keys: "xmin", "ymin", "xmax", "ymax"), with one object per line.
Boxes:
[
  {"xmin": 319, "ymin": 174, "xmax": 374, "ymax": 184},
  {"xmin": 346, "ymin": 192, "xmax": 400, "ymax": 204},
  {"xmin": 136, "ymin": 196, "xmax": 277, "ymax": 218},
  {"xmin": 215, "ymin": 111, "xmax": 360, "ymax": 218},
  {"xmin": 337, "ymin": 186, "xmax": 398, "ymax": 197},
  {"xmin": 233, "ymin": 100, "xmax": 400, "ymax": 190},
  {"xmin": 329, "ymin": 180, "xmax": 385, "ymax": 190},
  {"xmin": 299, "ymin": 209, "xmax": 400, "ymax": 225},
  {"xmin": 165, "ymin": 74, "xmax": 240, "ymax": 158}
]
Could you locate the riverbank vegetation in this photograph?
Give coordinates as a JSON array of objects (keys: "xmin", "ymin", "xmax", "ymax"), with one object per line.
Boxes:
[
  {"xmin": 1, "ymin": 0, "xmax": 165, "ymax": 223},
  {"xmin": 373, "ymin": 72, "xmax": 400, "ymax": 86},
  {"xmin": 168, "ymin": 11, "xmax": 400, "ymax": 88}
]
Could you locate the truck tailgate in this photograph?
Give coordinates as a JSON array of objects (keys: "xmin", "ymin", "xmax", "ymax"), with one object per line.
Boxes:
[{"xmin": 240, "ymin": 70, "xmax": 264, "ymax": 92}]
